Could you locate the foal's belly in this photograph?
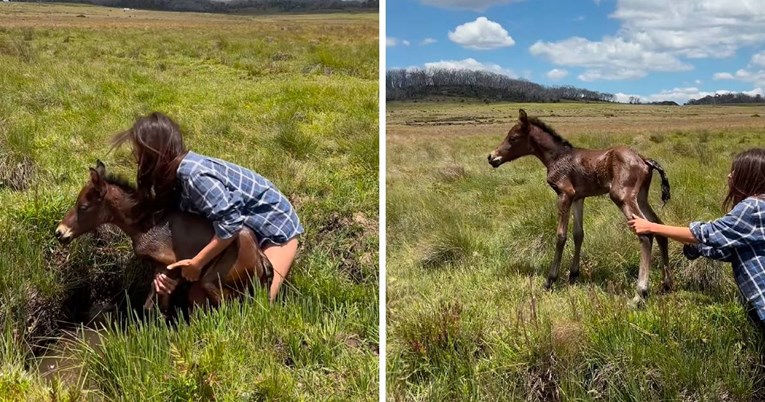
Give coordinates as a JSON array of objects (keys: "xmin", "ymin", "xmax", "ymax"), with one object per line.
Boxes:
[{"xmin": 571, "ymin": 171, "xmax": 611, "ymax": 197}]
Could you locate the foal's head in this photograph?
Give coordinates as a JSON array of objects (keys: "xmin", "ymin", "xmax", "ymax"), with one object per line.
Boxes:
[
  {"xmin": 488, "ymin": 109, "xmax": 535, "ymax": 168},
  {"xmin": 55, "ymin": 161, "xmax": 130, "ymax": 244}
]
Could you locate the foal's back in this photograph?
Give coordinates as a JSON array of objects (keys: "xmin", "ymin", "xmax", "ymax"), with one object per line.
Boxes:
[
  {"xmin": 133, "ymin": 212, "xmax": 217, "ymax": 265},
  {"xmin": 563, "ymin": 146, "xmax": 649, "ymax": 196}
]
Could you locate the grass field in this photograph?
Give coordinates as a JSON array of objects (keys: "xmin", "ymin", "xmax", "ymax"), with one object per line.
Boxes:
[
  {"xmin": 0, "ymin": 3, "xmax": 378, "ymax": 401},
  {"xmin": 387, "ymin": 101, "xmax": 765, "ymax": 400}
]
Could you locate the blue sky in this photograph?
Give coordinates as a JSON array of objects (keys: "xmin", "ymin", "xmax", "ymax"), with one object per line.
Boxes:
[{"xmin": 386, "ymin": 0, "xmax": 765, "ymax": 103}]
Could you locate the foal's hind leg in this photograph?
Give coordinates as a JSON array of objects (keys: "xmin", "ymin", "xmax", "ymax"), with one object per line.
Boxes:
[
  {"xmin": 224, "ymin": 229, "xmax": 269, "ymax": 290},
  {"xmin": 569, "ymin": 199, "xmax": 584, "ymax": 284},
  {"xmin": 638, "ymin": 195, "xmax": 672, "ymax": 292},
  {"xmin": 612, "ymin": 194, "xmax": 653, "ymax": 305}
]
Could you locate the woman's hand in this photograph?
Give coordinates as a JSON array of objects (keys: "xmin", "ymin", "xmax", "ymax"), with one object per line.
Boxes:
[
  {"xmin": 167, "ymin": 259, "xmax": 203, "ymax": 282},
  {"xmin": 627, "ymin": 214, "xmax": 655, "ymax": 235},
  {"xmin": 154, "ymin": 273, "xmax": 178, "ymax": 295}
]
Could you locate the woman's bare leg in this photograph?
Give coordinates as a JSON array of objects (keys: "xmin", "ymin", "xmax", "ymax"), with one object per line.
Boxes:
[{"xmin": 263, "ymin": 238, "xmax": 299, "ymax": 303}]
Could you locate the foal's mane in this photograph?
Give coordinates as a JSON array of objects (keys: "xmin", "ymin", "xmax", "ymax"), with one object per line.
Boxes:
[
  {"xmin": 528, "ymin": 117, "xmax": 573, "ymax": 148},
  {"xmin": 104, "ymin": 173, "xmax": 137, "ymax": 194},
  {"xmin": 103, "ymin": 173, "xmax": 170, "ymax": 226}
]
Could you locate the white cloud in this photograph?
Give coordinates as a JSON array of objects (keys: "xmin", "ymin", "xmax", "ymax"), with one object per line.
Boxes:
[
  {"xmin": 612, "ymin": 92, "xmax": 640, "ymax": 103},
  {"xmin": 422, "ymin": 58, "xmax": 516, "ymax": 77},
  {"xmin": 752, "ymin": 51, "xmax": 765, "ymax": 67},
  {"xmin": 710, "ymin": 50, "xmax": 765, "ymax": 88},
  {"xmin": 421, "ymin": 38, "xmax": 438, "ymax": 46},
  {"xmin": 387, "ymin": 37, "xmax": 410, "ymax": 47},
  {"xmin": 732, "ymin": 68, "xmax": 765, "ymax": 87},
  {"xmin": 420, "ymin": 0, "xmax": 520, "ymax": 12},
  {"xmin": 529, "ymin": 1, "xmax": 765, "ymax": 81},
  {"xmin": 531, "ymin": 36, "xmax": 691, "ymax": 82},
  {"xmin": 616, "ymin": 86, "xmax": 765, "ymax": 104},
  {"xmin": 644, "ymin": 87, "xmax": 716, "ymax": 103},
  {"xmin": 578, "ymin": 68, "xmax": 646, "ymax": 81},
  {"xmin": 711, "ymin": 68, "xmax": 765, "ymax": 87},
  {"xmin": 612, "ymin": 0, "xmax": 765, "ymax": 59},
  {"xmin": 713, "ymin": 72, "xmax": 734, "ymax": 80},
  {"xmin": 613, "ymin": 88, "xmax": 705, "ymax": 104},
  {"xmin": 546, "ymin": 68, "xmax": 568, "ymax": 80},
  {"xmin": 449, "ymin": 17, "xmax": 515, "ymax": 50}
]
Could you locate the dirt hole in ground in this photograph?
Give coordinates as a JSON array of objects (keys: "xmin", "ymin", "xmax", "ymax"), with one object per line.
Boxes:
[
  {"xmin": 0, "ymin": 154, "xmax": 36, "ymax": 191},
  {"xmin": 23, "ymin": 226, "xmax": 155, "ymax": 357},
  {"xmin": 315, "ymin": 212, "xmax": 377, "ymax": 285}
]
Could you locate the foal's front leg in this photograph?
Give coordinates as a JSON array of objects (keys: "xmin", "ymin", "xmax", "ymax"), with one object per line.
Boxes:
[
  {"xmin": 545, "ymin": 194, "xmax": 572, "ymax": 290},
  {"xmin": 569, "ymin": 198, "xmax": 584, "ymax": 284}
]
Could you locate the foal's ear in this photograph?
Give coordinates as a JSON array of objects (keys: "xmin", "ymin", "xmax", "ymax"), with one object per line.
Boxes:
[
  {"xmin": 95, "ymin": 159, "xmax": 106, "ymax": 177},
  {"xmin": 89, "ymin": 167, "xmax": 107, "ymax": 197},
  {"xmin": 518, "ymin": 109, "xmax": 528, "ymax": 125},
  {"xmin": 89, "ymin": 167, "xmax": 102, "ymax": 184}
]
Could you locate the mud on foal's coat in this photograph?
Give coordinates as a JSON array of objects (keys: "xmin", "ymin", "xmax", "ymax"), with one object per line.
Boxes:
[
  {"xmin": 55, "ymin": 161, "xmax": 273, "ymax": 318},
  {"xmin": 488, "ymin": 110, "xmax": 672, "ymax": 305}
]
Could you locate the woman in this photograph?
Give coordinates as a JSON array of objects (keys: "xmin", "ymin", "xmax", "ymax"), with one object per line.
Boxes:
[
  {"xmin": 112, "ymin": 112, "xmax": 303, "ymax": 303},
  {"xmin": 628, "ymin": 148, "xmax": 765, "ymax": 329}
]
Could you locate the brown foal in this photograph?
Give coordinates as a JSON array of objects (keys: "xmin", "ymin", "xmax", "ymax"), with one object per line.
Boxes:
[
  {"xmin": 55, "ymin": 161, "xmax": 272, "ymax": 318},
  {"xmin": 488, "ymin": 109, "xmax": 671, "ymax": 305}
]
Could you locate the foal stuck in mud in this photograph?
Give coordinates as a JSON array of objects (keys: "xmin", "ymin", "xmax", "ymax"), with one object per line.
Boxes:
[
  {"xmin": 55, "ymin": 161, "xmax": 273, "ymax": 319},
  {"xmin": 488, "ymin": 109, "xmax": 671, "ymax": 306}
]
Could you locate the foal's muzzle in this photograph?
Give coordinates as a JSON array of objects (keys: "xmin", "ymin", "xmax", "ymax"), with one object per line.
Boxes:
[
  {"xmin": 487, "ymin": 153, "xmax": 503, "ymax": 168},
  {"xmin": 55, "ymin": 224, "xmax": 74, "ymax": 244}
]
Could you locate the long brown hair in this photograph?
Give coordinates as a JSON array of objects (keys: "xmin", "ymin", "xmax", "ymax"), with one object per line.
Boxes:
[
  {"xmin": 724, "ymin": 148, "xmax": 765, "ymax": 210},
  {"xmin": 111, "ymin": 112, "xmax": 188, "ymax": 210}
]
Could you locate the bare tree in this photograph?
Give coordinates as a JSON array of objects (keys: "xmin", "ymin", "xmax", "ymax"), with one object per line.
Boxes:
[{"xmin": 386, "ymin": 68, "xmax": 615, "ymax": 103}]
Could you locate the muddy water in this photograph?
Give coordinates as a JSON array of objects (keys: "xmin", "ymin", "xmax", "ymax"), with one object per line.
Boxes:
[{"xmin": 36, "ymin": 327, "xmax": 103, "ymax": 386}]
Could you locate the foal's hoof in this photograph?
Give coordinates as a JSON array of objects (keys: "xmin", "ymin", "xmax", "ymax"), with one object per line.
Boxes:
[
  {"xmin": 628, "ymin": 296, "xmax": 646, "ymax": 310},
  {"xmin": 543, "ymin": 278, "xmax": 555, "ymax": 290},
  {"xmin": 660, "ymin": 281, "xmax": 674, "ymax": 294},
  {"xmin": 568, "ymin": 273, "xmax": 579, "ymax": 285}
]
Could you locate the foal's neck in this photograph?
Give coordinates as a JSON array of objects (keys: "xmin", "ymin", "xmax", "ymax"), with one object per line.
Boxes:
[
  {"xmin": 106, "ymin": 185, "xmax": 144, "ymax": 239},
  {"xmin": 529, "ymin": 126, "xmax": 571, "ymax": 168}
]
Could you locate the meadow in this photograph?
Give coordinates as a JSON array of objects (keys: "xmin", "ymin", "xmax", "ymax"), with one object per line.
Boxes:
[
  {"xmin": 387, "ymin": 101, "xmax": 765, "ymax": 400},
  {"xmin": 0, "ymin": 3, "xmax": 378, "ymax": 401}
]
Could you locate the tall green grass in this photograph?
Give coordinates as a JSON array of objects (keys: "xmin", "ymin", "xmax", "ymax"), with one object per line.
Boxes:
[
  {"xmin": 0, "ymin": 4, "xmax": 378, "ymax": 400},
  {"xmin": 387, "ymin": 102, "xmax": 765, "ymax": 401}
]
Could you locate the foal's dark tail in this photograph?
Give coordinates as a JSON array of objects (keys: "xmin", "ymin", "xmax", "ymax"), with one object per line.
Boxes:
[{"xmin": 644, "ymin": 159, "xmax": 671, "ymax": 205}]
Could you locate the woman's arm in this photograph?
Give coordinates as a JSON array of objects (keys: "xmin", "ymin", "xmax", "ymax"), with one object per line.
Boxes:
[
  {"xmin": 627, "ymin": 215, "xmax": 698, "ymax": 244},
  {"xmin": 167, "ymin": 234, "xmax": 236, "ymax": 281}
]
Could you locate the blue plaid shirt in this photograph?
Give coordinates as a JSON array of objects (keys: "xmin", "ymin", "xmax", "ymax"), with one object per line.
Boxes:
[
  {"xmin": 684, "ymin": 196, "xmax": 765, "ymax": 320},
  {"xmin": 176, "ymin": 151, "xmax": 303, "ymax": 246}
]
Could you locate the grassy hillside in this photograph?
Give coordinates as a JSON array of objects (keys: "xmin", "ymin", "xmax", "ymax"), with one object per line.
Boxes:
[
  {"xmin": 0, "ymin": 3, "xmax": 378, "ymax": 400},
  {"xmin": 387, "ymin": 101, "xmax": 765, "ymax": 401}
]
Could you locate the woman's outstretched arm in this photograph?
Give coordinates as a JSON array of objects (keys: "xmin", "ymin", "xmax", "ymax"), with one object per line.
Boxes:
[{"xmin": 628, "ymin": 215, "xmax": 698, "ymax": 244}]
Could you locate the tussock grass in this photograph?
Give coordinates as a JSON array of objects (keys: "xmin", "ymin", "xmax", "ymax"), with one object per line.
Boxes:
[
  {"xmin": 0, "ymin": 3, "xmax": 378, "ymax": 401},
  {"xmin": 387, "ymin": 101, "xmax": 765, "ymax": 400}
]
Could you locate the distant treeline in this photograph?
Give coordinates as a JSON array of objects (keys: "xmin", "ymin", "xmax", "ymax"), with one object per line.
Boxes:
[
  {"xmin": 386, "ymin": 68, "xmax": 615, "ymax": 103},
  {"xmin": 14, "ymin": 0, "xmax": 378, "ymax": 13},
  {"xmin": 686, "ymin": 93, "xmax": 764, "ymax": 105}
]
